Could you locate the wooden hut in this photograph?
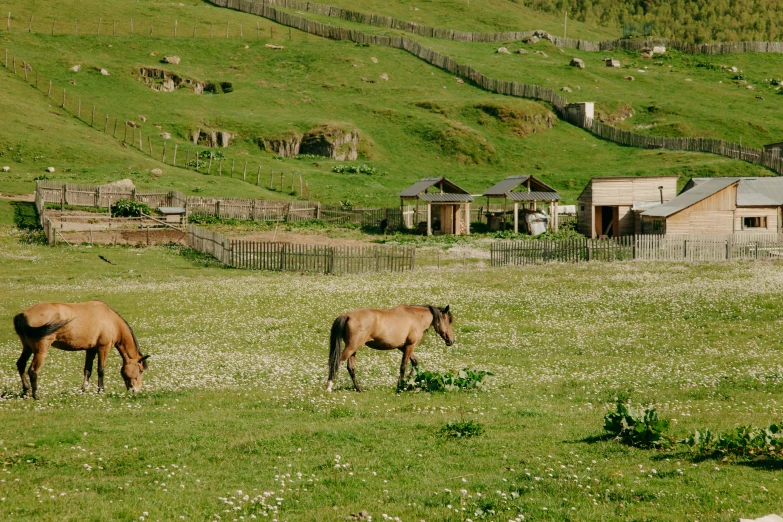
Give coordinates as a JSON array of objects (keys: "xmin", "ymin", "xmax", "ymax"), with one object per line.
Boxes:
[
  {"xmin": 481, "ymin": 175, "xmax": 561, "ymax": 233},
  {"xmin": 641, "ymin": 177, "xmax": 783, "ymax": 235},
  {"xmin": 399, "ymin": 177, "xmax": 473, "ymax": 235},
  {"xmin": 577, "ymin": 176, "xmax": 678, "ymax": 238}
]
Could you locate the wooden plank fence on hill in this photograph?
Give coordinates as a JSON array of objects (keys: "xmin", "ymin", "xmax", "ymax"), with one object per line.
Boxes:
[{"xmin": 209, "ymin": 0, "xmax": 783, "ymax": 178}]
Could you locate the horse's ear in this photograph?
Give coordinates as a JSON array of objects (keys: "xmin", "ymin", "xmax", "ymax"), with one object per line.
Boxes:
[
  {"xmin": 140, "ymin": 354, "xmax": 150, "ymax": 369},
  {"xmin": 443, "ymin": 305, "xmax": 450, "ymax": 313}
]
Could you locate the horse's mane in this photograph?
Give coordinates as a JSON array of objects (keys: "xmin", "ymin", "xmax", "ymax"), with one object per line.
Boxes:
[
  {"xmin": 417, "ymin": 304, "xmax": 452, "ymax": 327},
  {"xmin": 115, "ymin": 311, "xmax": 142, "ymax": 358}
]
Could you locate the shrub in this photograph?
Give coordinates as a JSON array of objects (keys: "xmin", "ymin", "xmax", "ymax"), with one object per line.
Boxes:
[
  {"xmin": 683, "ymin": 422, "xmax": 783, "ymax": 458},
  {"xmin": 400, "ymin": 367, "xmax": 493, "ymax": 393},
  {"xmin": 440, "ymin": 419, "xmax": 483, "ymax": 439},
  {"xmin": 332, "ymin": 164, "xmax": 379, "ymax": 175},
  {"xmin": 603, "ymin": 400, "xmax": 672, "ymax": 448},
  {"xmin": 111, "ymin": 199, "xmax": 153, "ymax": 218}
]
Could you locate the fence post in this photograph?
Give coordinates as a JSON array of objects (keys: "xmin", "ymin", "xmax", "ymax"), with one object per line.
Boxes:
[
  {"xmin": 173, "ymin": 144, "xmax": 178, "ymax": 166},
  {"xmin": 61, "ymin": 186, "xmax": 66, "ymax": 210}
]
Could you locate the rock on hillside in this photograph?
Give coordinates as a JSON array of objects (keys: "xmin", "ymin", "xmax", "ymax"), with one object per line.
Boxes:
[{"xmin": 260, "ymin": 125, "xmax": 360, "ymax": 160}]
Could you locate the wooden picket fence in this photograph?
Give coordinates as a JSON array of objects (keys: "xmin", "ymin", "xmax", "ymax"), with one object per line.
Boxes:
[
  {"xmin": 491, "ymin": 234, "xmax": 783, "ymax": 266},
  {"xmin": 187, "ymin": 224, "xmax": 415, "ymax": 273}
]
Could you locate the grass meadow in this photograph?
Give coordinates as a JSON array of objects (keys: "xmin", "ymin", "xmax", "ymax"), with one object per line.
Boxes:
[{"xmin": 2, "ymin": 201, "xmax": 783, "ymax": 520}]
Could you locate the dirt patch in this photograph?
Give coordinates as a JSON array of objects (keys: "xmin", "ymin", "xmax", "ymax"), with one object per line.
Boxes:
[
  {"xmin": 232, "ymin": 230, "xmax": 369, "ymax": 247},
  {"xmin": 0, "ymin": 193, "xmax": 35, "ymax": 202},
  {"xmin": 56, "ymin": 228, "xmax": 186, "ymax": 246}
]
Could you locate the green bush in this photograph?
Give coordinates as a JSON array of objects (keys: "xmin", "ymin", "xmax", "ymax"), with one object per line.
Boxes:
[
  {"xmin": 440, "ymin": 419, "xmax": 483, "ymax": 439},
  {"xmin": 111, "ymin": 199, "xmax": 153, "ymax": 218},
  {"xmin": 332, "ymin": 164, "xmax": 379, "ymax": 175},
  {"xmin": 683, "ymin": 423, "xmax": 783, "ymax": 459},
  {"xmin": 603, "ymin": 400, "xmax": 672, "ymax": 448},
  {"xmin": 400, "ymin": 367, "xmax": 493, "ymax": 393}
]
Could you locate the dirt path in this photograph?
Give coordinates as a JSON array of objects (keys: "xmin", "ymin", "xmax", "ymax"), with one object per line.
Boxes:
[{"xmin": 0, "ymin": 193, "xmax": 35, "ymax": 202}]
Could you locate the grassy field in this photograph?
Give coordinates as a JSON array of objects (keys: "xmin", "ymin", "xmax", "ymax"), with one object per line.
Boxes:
[
  {"xmin": 2, "ymin": 204, "xmax": 783, "ymax": 520},
  {"xmin": 0, "ymin": 0, "xmax": 777, "ymax": 207}
]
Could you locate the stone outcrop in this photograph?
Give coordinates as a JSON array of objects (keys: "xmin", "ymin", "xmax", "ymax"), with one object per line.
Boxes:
[
  {"xmin": 163, "ymin": 56, "xmax": 181, "ymax": 65},
  {"xmin": 192, "ymin": 129, "xmax": 236, "ymax": 148},
  {"xmin": 570, "ymin": 57, "xmax": 585, "ymax": 69},
  {"xmin": 137, "ymin": 68, "xmax": 234, "ymax": 94},
  {"xmin": 260, "ymin": 125, "xmax": 360, "ymax": 160},
  {"xmin": 102, "ymin": 179, "xmax": 135, "ymax": 191}
]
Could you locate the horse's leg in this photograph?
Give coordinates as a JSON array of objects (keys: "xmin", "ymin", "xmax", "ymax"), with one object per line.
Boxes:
[
  {"xmin": 346, "ymin": 354, "xmax": 363, "ymax": 392},
  {"xmin": 398, "ymin": 344, "xmax": 415, "ymax": 390},
  {"xmin": 96, "ymin": 345, "xmax": 110, "ymax": 392},
  {"xmin": 82, "ymin": 348, "xmax": 98, "ymax": 392},
  {"xmin": 27, "ymin": 343, "xmax": 51, "ymax": 400},
  {"xmin": 408, "ymin": 353, "xmax": 419, "ymax": 378},
  {"xmin": 330, "ymin": 343, "xmax": 362, "ymax": 392},
  {"xmin": 16, "ymin": 343, "xmax": 33, "ymax": 396}
]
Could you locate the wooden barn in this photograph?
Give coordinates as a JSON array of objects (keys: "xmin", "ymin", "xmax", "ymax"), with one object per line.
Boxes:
[
  {"xmin": 577, "ymin": 176, "xmax": 678, "ymax": 238},
  {"xmin": 482, "ymin": 175, "xmax": 561, "ymax": 233},
  {"xmin": 399, "ymin": 177, "xmax": 473, "ymax": 235},
  {"xmin": 641, "ymin": 177, "xmax": 783, "ymax": 235}
]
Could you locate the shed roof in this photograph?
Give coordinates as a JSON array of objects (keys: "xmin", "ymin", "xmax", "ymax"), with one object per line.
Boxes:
[
  {"xmin": 507, "ymin": 191, "xmax": 561, "ymax": 202},
  {"xmin": 419, "ymin": 193, "xmax": 474, "ymax": 202},
  {"xmin": 687, "ymin": 177, "xmax": 783, "ymax": 207},
  {"xmin": 398, "ymin": 177, "xmax": 470, "ymax": 197},
  {"xmin": 643, "ymin": 178, "xmax": 738, "ymax": 218},
  {"xmin": 482, "ymin": 175, "xmax": 556, "ymax": 196}
]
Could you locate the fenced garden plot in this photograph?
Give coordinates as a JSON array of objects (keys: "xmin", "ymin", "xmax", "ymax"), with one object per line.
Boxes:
[
  {"xmin": 187, "ymin": 224, "xmax": 415, "ymax": 273},
  {"xmin": 492, "ymin": 234, "xmax": 783, "ymax": 265}
]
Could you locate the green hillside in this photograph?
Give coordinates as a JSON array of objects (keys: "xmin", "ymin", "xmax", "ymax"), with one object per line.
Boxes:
[{"xmin": 0, "ymin": 0, "xmax": 778, "ymax": 207}]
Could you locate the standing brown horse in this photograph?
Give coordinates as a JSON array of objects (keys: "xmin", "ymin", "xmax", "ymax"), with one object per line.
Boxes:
[
  {"xmin": 13, "ymin": 301, "xmax": 150, "ymax": 398},
  {"xmin": 327, "ymin": 304, "xmax": 455, "ymax": 392}
]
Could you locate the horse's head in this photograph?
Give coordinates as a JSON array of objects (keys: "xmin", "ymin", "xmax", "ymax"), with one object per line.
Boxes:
[
  {"xmin": 432, "ymin": 305, "xmax": 455, "ymax": 347},
  {"xmin": 121, "ymin": 355, "xmax": 150, "ymax": 392}
]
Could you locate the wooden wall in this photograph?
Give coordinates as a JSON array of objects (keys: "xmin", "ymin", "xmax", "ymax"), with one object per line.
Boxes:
[
  {"xmin": 734, "ymin": 207, "xmax": 779, "ymax": 232},
  {"xmin": 665, "ymin": 185, "xmax": 737, "ymax": 234}
]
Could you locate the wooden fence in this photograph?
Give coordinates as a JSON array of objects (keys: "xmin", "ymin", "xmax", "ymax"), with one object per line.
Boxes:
[
  {"xmin": 187, "ymin": 224, "xmax": 415, "ymax": 273},
  {"xmin": 36, "ymin": 180, "xmax": 175, "ymax": 209},
  {"xmin": 491, "ymin": 234, "xmax": 783, "ymax": 266}
]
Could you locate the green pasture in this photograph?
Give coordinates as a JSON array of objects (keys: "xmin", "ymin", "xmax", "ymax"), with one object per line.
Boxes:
[{"xmin": 2, "ymin": 208, "xmax": 783, "ymax": 520}]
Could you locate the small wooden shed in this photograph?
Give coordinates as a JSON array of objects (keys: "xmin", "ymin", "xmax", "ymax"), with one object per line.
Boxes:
[
  {"xmin": 399, "ymin": 177, "xmax": 473, "ymax": 235},
  {"xmin": 482, "ymin": 175, "xmax": 561, "ymax": 233}
]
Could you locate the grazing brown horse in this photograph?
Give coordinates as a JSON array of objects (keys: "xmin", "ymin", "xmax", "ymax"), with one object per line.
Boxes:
[
  {"xmin": 327, "ymin": 304, "xmax": 455, "ymax": 392},
  {"xmin": 13, "ymin": 301, "xmax": 150, "ymax": 398}
]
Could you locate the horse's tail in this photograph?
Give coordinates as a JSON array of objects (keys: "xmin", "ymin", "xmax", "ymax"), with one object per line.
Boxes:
[
  {"xmin": 13, "ymin": 313, "xmax": 72, "ymax": 341},
  {"xmin": 327, "ymin": 315, "xmax": 349, "ymax": 389}
]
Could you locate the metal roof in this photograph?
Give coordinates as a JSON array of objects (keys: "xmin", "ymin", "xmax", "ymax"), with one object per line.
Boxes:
[
  {"xmin": 419, "ymin": 193, "xmax": 474, "ymax": 202},
  {"xmin": 507, "ymin": 191, "xmax": 561, "ymax": 202},
  {"xmin": 643, "ymin": 178, "xmax": 738, "ymax": 218},
  {"xmin": 398, "ymin": 177, "xmax": 470, "ymax": 197},
  {"xmin": 686, "ymin": 177, "xmax": 783, "ymax": 207},
  {"xmin": 482, "ymin": 175, "xmax": 557, "ymax": 196}
]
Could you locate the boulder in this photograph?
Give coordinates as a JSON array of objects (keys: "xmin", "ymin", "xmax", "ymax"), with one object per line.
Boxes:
[
  {"xmin": 163, "ymin": 56, "xmax": 181, "ymax": 65},
  {"xmin": 102, "ymin": 179, "xmax": 135, "ymax": 191},
  {"xmin": 522, "ymin": 36, "xmax": 539, "ymax": 44},
  {"xmin": 534, "ymin": 50, "xmax": 548, "ymax": 57},
  {"xmin": 514, "ymin": 48, "xmax": 528, "ymax": 54},
  {"xmin": 561, "ymin": 86, "xmax": 572, "ymax": 92},
  {"xmin": 739, "ymin": 515, "xmax": 783, "ymax": 522},
  {"xmin": 379, "ymin": 73, "xmax": 389, "ymax": 81},
  {"xmin": 640, "ymin": 49, "xmax": 653, "ymax": 59},
  {"xmin": 159, "ymin": 132, "xmax": 172, "ymax": 140},
  {"xmin": 652, "ymin": 45, "xmax": 666, "ymax": 55},
  {"xmin": 533, "ymin": 30, "xmax": 553, "ymax": 41},
  {"xmin": 126, "ymin": 121, "xmax": 140, "ymax": 128},
  {"xmin": 731, "ymin": 66, "xmax": 739, "ymax": 73},
  {"xmin": 605, "ymin": 58, "xmax": 620, "ymax": 67},
  {"xmin": 455, "ymin": 77, "xmax": 465, "ymax": 84},
  {"xmin": 497, "ymin": 47, "xmax": 511, "ymax": 54},
  {"xmin": 151, "ymin": 168, "xmax": 163, "ymax": 175},
  {"xmin": 100, "ymin": 68, "xmax": 110, "ymax": 76},
  {"xmin": 69, "ymin": 65, "xmax": 81, "ymax": 72},
  {"xmin": 624, "ymin": 76, "xmax": 635, "ymax": 81},
  {"xmin": 139, "ymin": 115, "xmax": 147, "ymax": 122},
  {"xmin": 265, "ymin": 44, "xmax": 284, "ymax": 49},
  {"xmin": 570, "ymin": 58, "xmax": 585, "ymax": 69},
  {"xmin": 370, "ymin": 57, "xmax": 378, "ymax": 63},
  {"xmin": 360, "ymin": 77, "xmax": 376, "ymax": 84},
  {"xmin": 192, "ymin": 129, "xmax": 236, "ymax": 148},
  {"xmin": 46, "ymin": 167, "xmax": 56, "ymax": 173},
  {"xmin": 1, "ymin": 166, "xmax": 10, "ymax": 172}
]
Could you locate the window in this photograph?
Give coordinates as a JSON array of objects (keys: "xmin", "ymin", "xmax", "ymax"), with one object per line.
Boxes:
[
  {"xmin": 580, "ymin": 205, "xmax": 585, "ymax": 212},
  {"xmin": 743, "ymin": 216, "xmax": 767, "ymax": 229}
]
